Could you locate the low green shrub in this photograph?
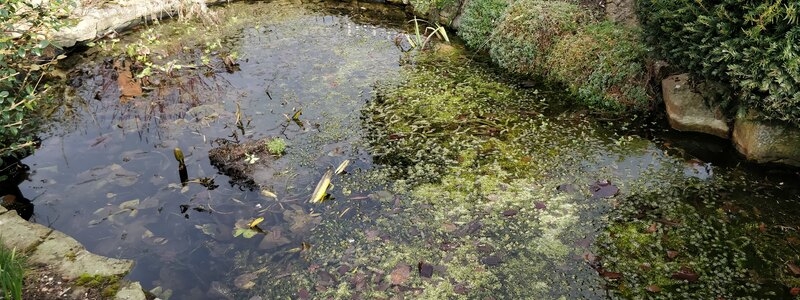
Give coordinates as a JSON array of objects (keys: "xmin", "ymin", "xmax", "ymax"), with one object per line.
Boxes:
[
  {"xmin": 489, "ymin": 0, "xmax": 593, "ymax": 75},
  {"xmin": 457, "ymin": 0, "xmax": 508, "ymax": 50},
  {"xmin": 0, "ymin": 241, "xmax": 25, "ymax": 300},
  {"xmin": 637, "ymin": 0, "xmax": 800, "ymax": 126},
  {"xmin": 547, "ymin": 21, "xmax": 651, "ymax": 112}
]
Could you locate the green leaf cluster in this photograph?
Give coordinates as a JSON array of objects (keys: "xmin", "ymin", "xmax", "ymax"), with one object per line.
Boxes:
[
  {"xmin": 0, "ymin": 0, "xmax": 66, "ymax": 160},
  {"xmin": 638, "ymin": 0, "xmax": 800, "ymax": 126}
]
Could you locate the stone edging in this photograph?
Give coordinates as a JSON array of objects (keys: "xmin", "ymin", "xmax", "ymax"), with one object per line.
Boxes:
[{"xmin": 0, "ymin": 206, "xmax": 145, "ymax": 300}]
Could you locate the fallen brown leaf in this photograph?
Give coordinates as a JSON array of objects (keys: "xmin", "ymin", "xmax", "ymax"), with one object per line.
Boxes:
[{"xmin": 390, "ymin": 264, "xmax": 410, "ymax": 285}]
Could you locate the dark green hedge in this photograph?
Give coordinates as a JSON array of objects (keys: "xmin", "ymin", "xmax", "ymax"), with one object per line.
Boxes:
[{"xmin": 637, "ymin": 0, "xmax": 800, "ymax": 125}]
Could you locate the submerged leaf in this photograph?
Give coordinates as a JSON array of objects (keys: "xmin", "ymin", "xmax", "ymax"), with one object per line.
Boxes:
[{"xmin": 671, "ymin": 267, "xmax": 699, "ymax": 282}]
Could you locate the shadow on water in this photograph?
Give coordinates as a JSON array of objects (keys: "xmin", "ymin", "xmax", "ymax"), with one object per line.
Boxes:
[{"xmin": 12, "ymin": 0, "xmax": 800, "ymax": 299}]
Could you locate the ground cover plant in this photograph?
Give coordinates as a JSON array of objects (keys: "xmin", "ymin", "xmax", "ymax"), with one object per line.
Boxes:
[{"xmin": 637, "ymin": 0, "xmax": 800, "ymax": 125}]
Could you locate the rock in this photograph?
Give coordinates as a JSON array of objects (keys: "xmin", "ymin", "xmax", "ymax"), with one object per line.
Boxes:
[
  {"xmin": 115, "ymin": 281, "xmax": 147, "ymax": 300},
  {"xmin": 0, "ymin": 212, "xmax": 52, "ymax": 252},
  {"xmin": 28, "ymin": 230, "xmax": 133, "ymax": 280},
  {"xmin": 662, "ymin": 74, "xmax": 730, "ymax": 138},
  {"xmin": 604, "ymin": 0, "xmax": 638, "ymax": 26},
  {"xmin": 52, "ymin": 0, "xmax": 227, "ymax": 47},
  {"xmin": 732, "ymin": 115, "xmax": 800, "ymax": 167}
]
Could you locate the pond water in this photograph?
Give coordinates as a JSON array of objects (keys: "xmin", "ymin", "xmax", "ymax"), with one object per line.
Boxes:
[{"xmin": 10, "ymin": 1, "xmax": 800, "ymax": 299}]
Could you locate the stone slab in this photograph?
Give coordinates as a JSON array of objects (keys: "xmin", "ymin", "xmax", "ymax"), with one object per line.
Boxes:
[
  {"xmin": 732, "ymin": 116, "xmax": 800, "ymax": 167},
  {"xmin": 0, "ymin": 212, "xmax": 52, "ymax": 252},
  {"xmin": 28, "ymin": 230, "xmax": 134, "ymax": 280},
  {"xmin": 662, "ymin": 74, "xmax": 730, "ymax": 138},
  {"xmin": 115, "ymin": 281, "xmax": 147, "ymax": 300}
]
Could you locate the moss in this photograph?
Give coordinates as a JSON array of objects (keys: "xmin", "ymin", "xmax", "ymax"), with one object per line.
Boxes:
[
  {"xmin": 64, "ymin": 250, "xmax": 77, "ymax": 261},
  {"xmin": 74, "ymin": 274, "xmax": 121, "ymax": 290},
  {"xmin": 489, "ymin": 0, "xmax": 594, "ymax": 75},
  {"xmin": 457, "ymin": 0, "xmax": 508, "ymax": 50},
  {"xmin": 266, "ymin": 137, "xmax": 287, "ymax": 156},
  {"xmin": 547, "ymin": 21, "xmax": 651, "ymax": 113}
]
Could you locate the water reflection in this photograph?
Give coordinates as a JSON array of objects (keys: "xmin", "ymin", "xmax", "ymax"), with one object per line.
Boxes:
[{"xmin": 1, "ymin": 157, "xmax": 34, "ymax": 220}]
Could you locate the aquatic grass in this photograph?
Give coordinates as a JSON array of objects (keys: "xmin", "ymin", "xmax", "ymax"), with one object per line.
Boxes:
[
  {"xmin": 0, "ymin": 240, "xmax": 25, "ymax": 300},
  {"xmin": 405, "ymin": 17, "xmax": 450, "ymax": 51}
]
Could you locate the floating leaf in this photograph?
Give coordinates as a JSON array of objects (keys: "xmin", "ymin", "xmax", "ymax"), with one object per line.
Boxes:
[
  {"xmin": 590, "ymin": 180, "xmax": 619, "ymax": 198},
  {"xmin": 334, "ymin": 159, "xmax": 351, "ymax": 175},
  {"xmin": 292, "ymin": 108, "xmax": 303, "ymax": 121},
  {"xmin": 248, "ymin": 217, "xmax": 265, "ymax": 229},
  {"xmin": 310, "ymin": 169, "xmax": 333, "ymax": 204},
  {"xmin": 233, "ymin": 228, "xmax": 259, "ymax": 239},
  {"xmin": 195, "ymin": 224, "xmax": 220, "ymax": 238}
]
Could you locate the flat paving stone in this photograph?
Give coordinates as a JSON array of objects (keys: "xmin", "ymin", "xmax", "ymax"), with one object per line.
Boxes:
[
  {"xmin": 28, "ymin": 230, "xmax": 133, "ymax": 280},
  {"xmin": 0, "ymin": 212, "xmax": 51, "ymax": 252},
  {"xmin": 115, "ymin": 281, "xmax": 147, "ymax": 300}
]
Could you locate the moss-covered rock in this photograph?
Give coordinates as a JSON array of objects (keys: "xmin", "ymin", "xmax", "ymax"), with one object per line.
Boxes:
[
  {"xmin": 489, "ymin": 0, "xmax": 593, "ymax": 75},
  {"xmin": 408, "ymin": 0, "xmax": 462, "ymax": 25},
  {"xmin": 546, "ymin": 21, "xmax": 651, "ymax": 113}
]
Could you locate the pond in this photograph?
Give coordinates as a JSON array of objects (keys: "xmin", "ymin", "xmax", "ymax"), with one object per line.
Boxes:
[{"xmin": 11, "ymin": 1, "xmax": 800, "ymax": 299}]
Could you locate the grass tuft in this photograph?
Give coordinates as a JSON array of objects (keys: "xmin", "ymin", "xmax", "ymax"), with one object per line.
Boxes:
[{"xmin": 0, "ymin": 240, "xmax": 25, "ymax": 300}]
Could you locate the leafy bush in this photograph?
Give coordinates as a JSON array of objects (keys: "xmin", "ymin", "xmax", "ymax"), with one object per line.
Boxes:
[
  {"xmin": 489, "ymin": 0, "xmax": 593, "ymax": 75},
  {"xmin": 0, "ymin": 1, "xmax": 64, "ymax": 161},
  {"xmin": 457, "ymin": 0, "xmax": 508, "ymax": 50},
  {"xmin": 638, "ymin": 0, "xmax": 800, "ymax": 126},
  {"xmin": 547, "ymin": 21, "xmax": 651, "ymax": 112}
]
